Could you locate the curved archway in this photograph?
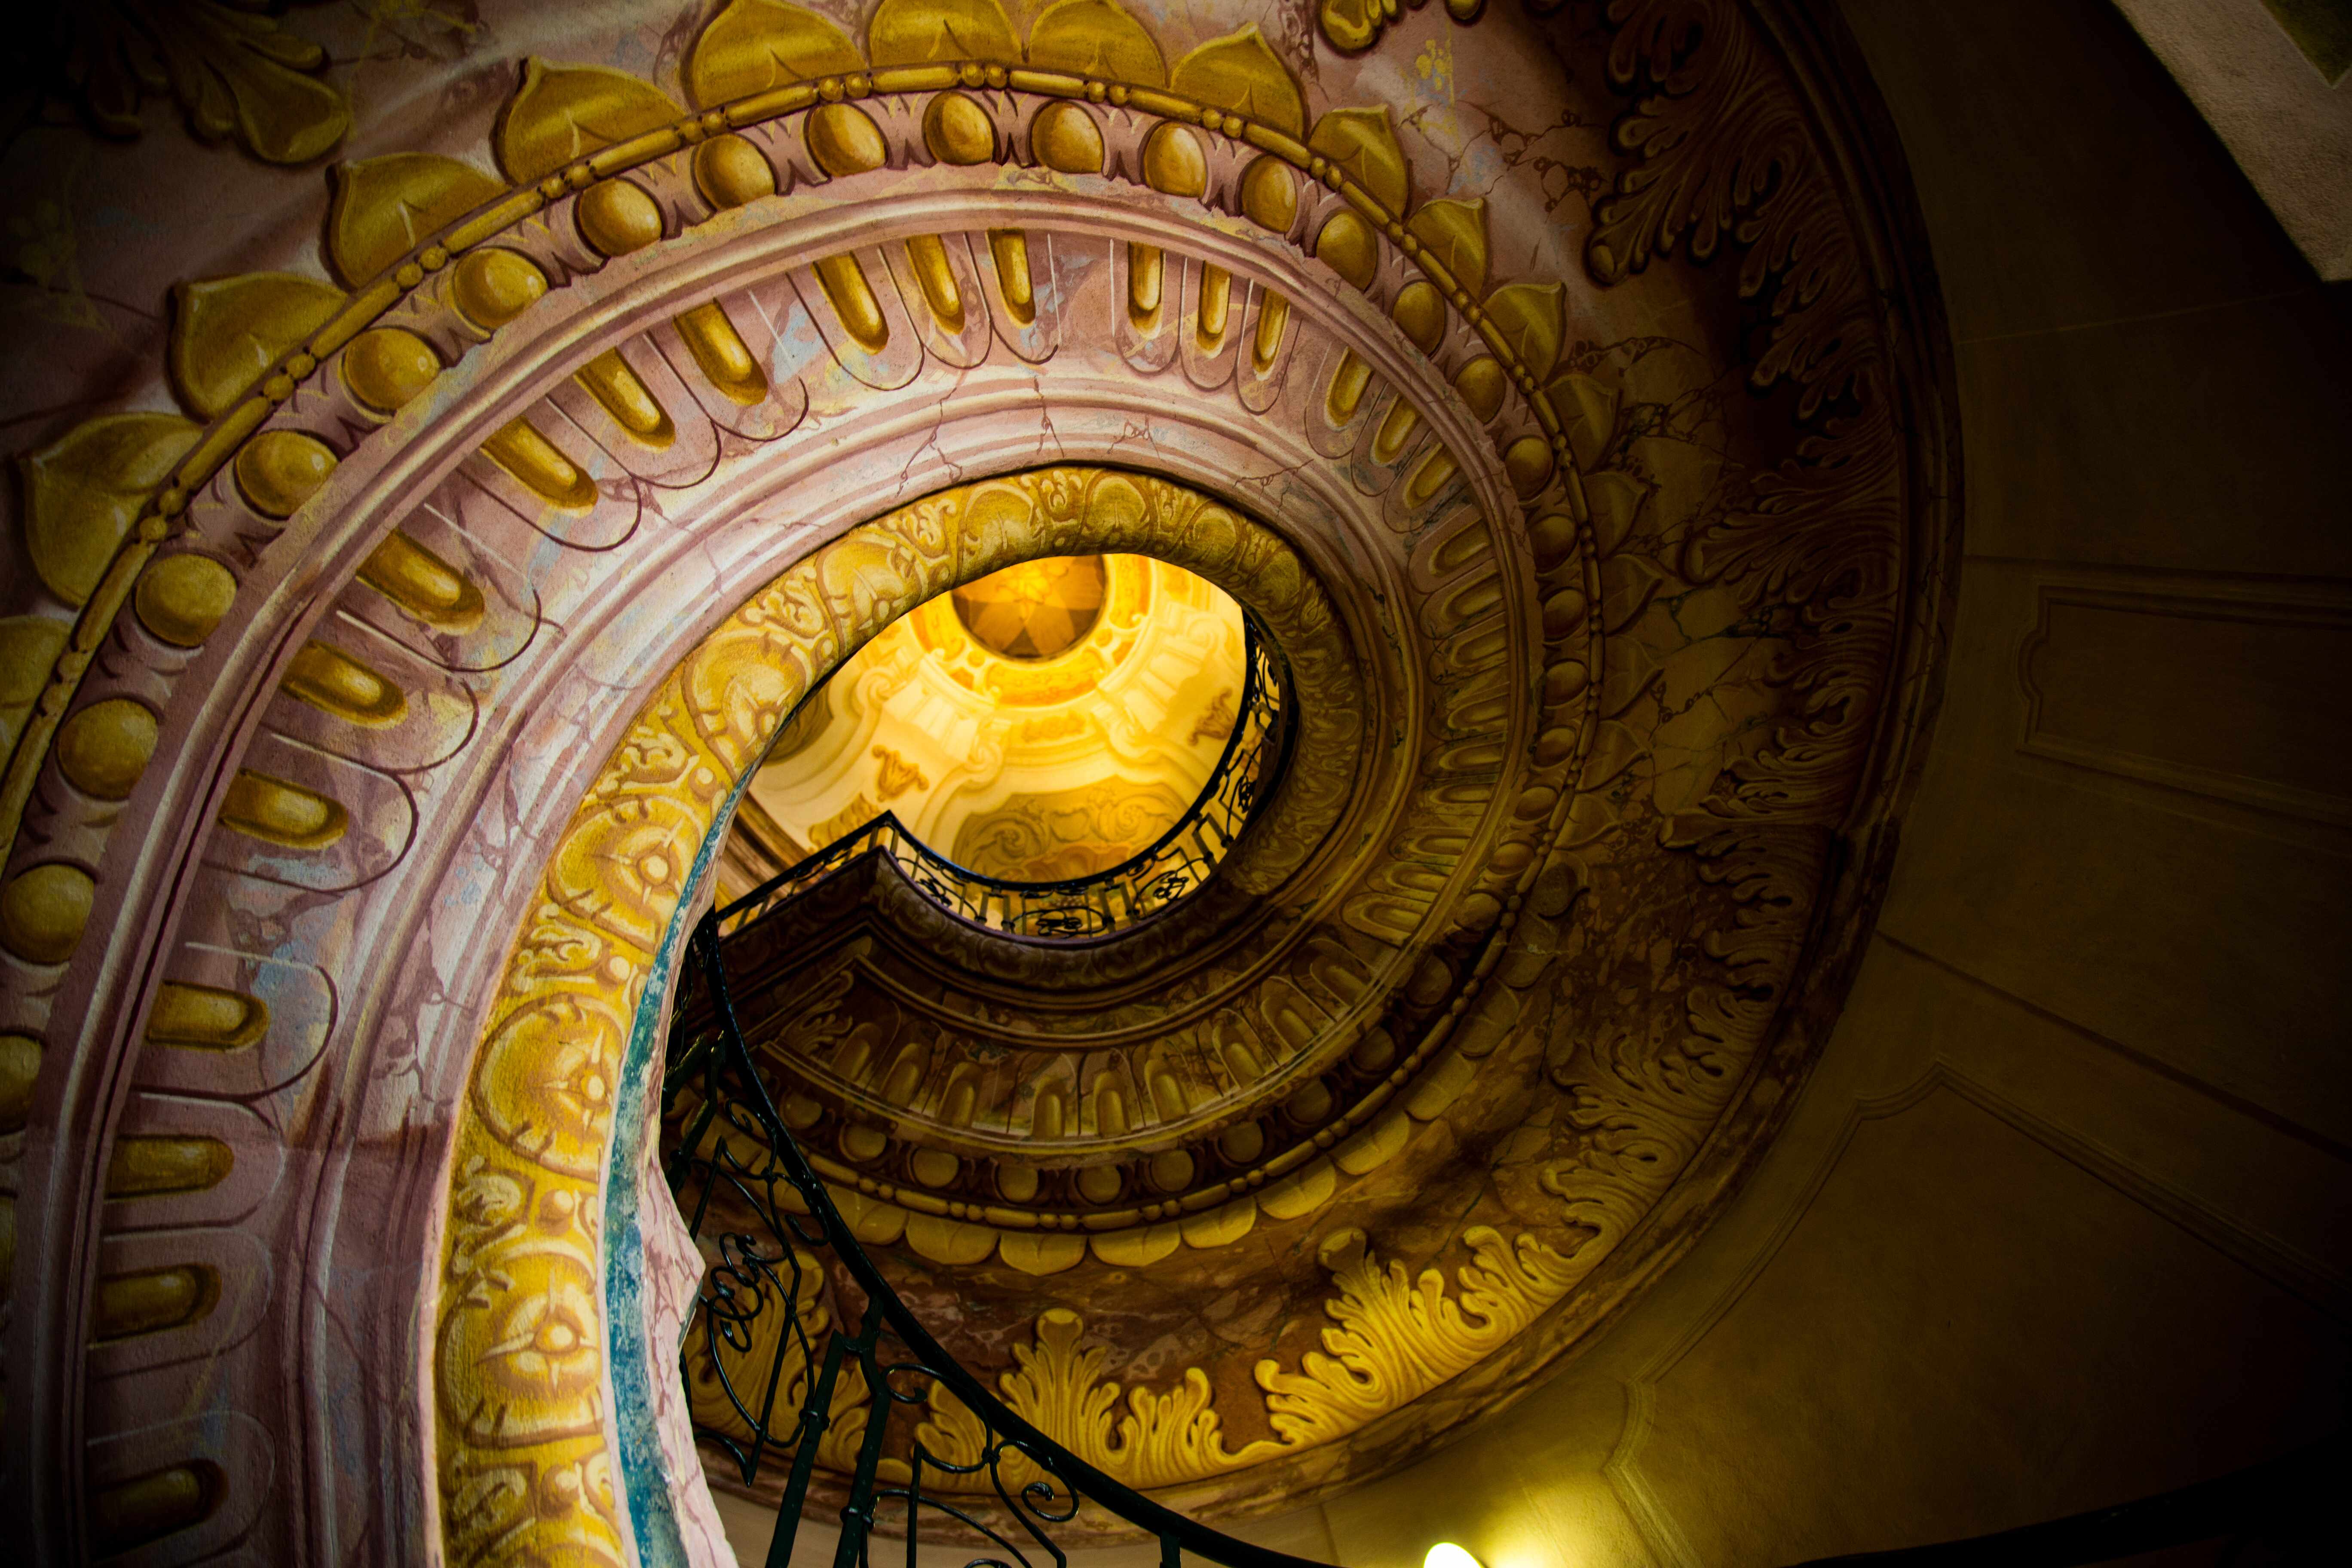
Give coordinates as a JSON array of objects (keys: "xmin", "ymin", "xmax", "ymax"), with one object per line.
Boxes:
[
  {"xmin": 442, "ymin": 466, "xmax": 1365, "ymax": 1565},
  {"xmin": 0, "ymin": 5, "xmax": 1959, "ymax": 1562}
]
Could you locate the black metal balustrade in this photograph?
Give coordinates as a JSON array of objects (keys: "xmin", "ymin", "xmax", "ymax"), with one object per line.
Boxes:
[
  {"xmin": 658, "ymin": 601, "xmax": 2325, "ymax": 1567},
  {"xmin": 717, "ymin": 613, "xmax": 1290, "ymax": 943},
  {"xmin": 664, "ymin": 917, "xmax": 2342, "ymax": 1568},
  {"xmin": 662, "ymin": 917, "xmax": 1332, "ymax": 1568},
  {"xmin": 660, "ymin": 605, "xmax": 1320, "ymax": 1565}
]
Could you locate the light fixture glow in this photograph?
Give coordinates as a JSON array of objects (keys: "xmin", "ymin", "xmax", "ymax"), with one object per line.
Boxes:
[{"xmin": 1424, "ymin": 1546, "xmax": 1483, "ymax": 1568}]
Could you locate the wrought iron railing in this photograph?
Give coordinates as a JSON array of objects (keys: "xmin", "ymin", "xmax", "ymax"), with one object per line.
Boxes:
[
  {"xmin": 663, "ymin": 940, "xmax": 2345, "ymax": 1568},
  {"xmin": 663, "ymin": 915, "xmax": 1333, "ymax": 1568},
  {"xmin": 716, "ymin": 612, "xmax": 1290, "ymax": 942},
  {"xmin": 661, "ymin": 571, "xmax": 2336, "ymax": 1560},
  {"xmin": 658, "ymin": 771, "xmax": 2333, "ymax": 1561}
]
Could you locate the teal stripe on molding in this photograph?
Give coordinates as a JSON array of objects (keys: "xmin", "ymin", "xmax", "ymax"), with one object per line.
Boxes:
[{"xmin": 608, "ymin": 777, "xmax": 750, "ymax": 1568}]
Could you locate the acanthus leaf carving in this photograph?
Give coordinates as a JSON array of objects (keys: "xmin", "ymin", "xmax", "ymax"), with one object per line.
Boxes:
[{"xmin": 28, "ymin": 0, "xmax": 352, "ymax": 166}]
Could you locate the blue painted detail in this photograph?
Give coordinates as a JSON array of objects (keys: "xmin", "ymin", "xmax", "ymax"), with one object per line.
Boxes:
[{"xmin": 607, "ymin": 774, "xmax": 755, "ymax": 1568}]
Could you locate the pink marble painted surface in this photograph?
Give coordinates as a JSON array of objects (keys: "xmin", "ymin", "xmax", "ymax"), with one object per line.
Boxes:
[
  {"xmin": 637, "ymin": 1058, "xmax": 738, "ymax": 1568},
  {"xmin": 0, "ymin": 3, "xmax": 1891, "ymax": 1562},
  {"xmin": 96, "ymin": 183, "xmax": 1516, "ymax": 1564}
]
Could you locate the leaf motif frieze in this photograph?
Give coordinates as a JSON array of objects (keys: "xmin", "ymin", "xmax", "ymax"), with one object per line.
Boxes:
[
  {"xmin": 16, "ymin": 1, "xmax": 354, "ymax": 166},
  {"xmin": 3, "ymin": 0, "xmax": 1956, "ymax": 1550}
]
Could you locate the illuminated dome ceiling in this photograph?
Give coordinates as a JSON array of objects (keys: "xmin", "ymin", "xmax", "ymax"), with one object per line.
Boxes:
[
  {"xmin": 730, "ymin": 553, "xmax": 1250, "ymax": 891},
  {"xmin": 952, "ymin": 553, "xmax": 1107, "ymax": 659},
  {"xmin": 0, "ymin": 1, "xmax": 1957, "ymax": 1562}
]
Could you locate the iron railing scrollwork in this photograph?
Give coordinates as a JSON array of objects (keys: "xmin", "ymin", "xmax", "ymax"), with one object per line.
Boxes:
[
  {"xmin": 715, "ymin": 613, "xmax": 1291, "ymax": 943},
  {"xmin": 663, "ymin": 915, "xmax": 1334, "ymax": 1568},
  {"xmin": 663, "ymin": 935, "xmax": 2345, "ymax": 1567},
  {"xmin": 657, "ymin": 590, "xmax": 2329, "ymax": 1566}
]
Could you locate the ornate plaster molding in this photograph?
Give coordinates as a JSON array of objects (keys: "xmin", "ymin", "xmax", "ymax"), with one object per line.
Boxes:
[{"xmin": 0, "ymin": 1, "xmax": 1957, "ymax": 1559}]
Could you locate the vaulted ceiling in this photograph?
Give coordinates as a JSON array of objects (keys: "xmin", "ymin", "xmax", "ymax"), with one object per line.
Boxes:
[{"xmin": 0, "ymin": 0, "xmax": 2000, "ymax": 1562}]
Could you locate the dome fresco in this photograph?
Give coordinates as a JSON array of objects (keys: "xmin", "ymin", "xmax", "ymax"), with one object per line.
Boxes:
[
  {"xmin": 951, "ymin": 553, "xmax": 1110, "ymax": 661},
  {"xmin": 730, "ymin": 553, "xmax": 1249, "ymax": 896}
]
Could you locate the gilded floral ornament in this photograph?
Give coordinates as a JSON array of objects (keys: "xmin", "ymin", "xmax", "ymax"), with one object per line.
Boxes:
[
  {"xmin": 1409, "ymin": 197, "xmax": 1490, "ymax": 297},
  {"xmin": 685, "ymin": 0, "xmax": 864, "ymax": 107},
  {"xmin": 882, "ymin": 1225, "xmax": 1584, "ymax": 1492},
  {"xmin": 0, "ymin": 620, "xmax": 69, "ymax": 760},
  {"xmin": 1256, "ymin": 1226, "xmax": 1584, "ymax": 1446},
  {"xmin": 919, "ymin": 1308, "xmax": 1274, "ymax": 1490},
  {"xmin": 1028, "ymin": 0, "xmax": 1166, "ymax": 85},
  {"xmin": 495, "ymin": 58, "xmax": 685, "ymax": 185},
  {"xmin": 16, "ymin": 0, "xmax": 351, "ymax": 164},
  {"xmin": 869, "ymin": 0, "xmax": 1022, "ymax": 67},
  {"xmin": 326, "ymin": 153, "xmax": 507, "ymax": 286},
  {"xmin": 1170, "ymin": 24, "xmax": 1308, "ymax": 139},
  {"xmin": 1306, "ymin": 105, "xmax": 1411, "ymax": 213},
  {"xmin": 1316, "ymin": 0, "xmax": 1488, "ymax": 58},
  {"xmin": 18, "ymin": 414, "xmax": 200, "ymax": 606},
  {"xmin": 167, "ymin": 273, "xmax": 347, "ymax": 419}
]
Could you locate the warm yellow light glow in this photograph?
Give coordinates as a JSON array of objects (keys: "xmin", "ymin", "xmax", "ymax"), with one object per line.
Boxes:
[
  {"xmin": 951, "ymin": 554, "xmax": 1109, "ymax": 661},
  {"xmin": 1425, "ymin": 1546, "xmax": 1483, "ymax": 1568},
  {"xmin": 741, "ymin": 555, "xmax": 1246, "ymax": 881}
]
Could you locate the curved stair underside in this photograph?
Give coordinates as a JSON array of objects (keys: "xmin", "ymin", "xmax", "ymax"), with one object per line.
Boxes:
[{"xmin": 0, "ymin": 2, "xmax": 1956, "ymax": 1560}]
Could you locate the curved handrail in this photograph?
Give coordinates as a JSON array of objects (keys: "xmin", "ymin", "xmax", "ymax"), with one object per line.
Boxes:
[
  {"xmin": 668, "ymin": 913, "xmax": 1335, "ymax": 1568},
  {"xmin": 663, "ymin": 616, "xmax": 2335, "ymax": 1564},
  {"xmin": 717, "ymin": 612, "xmax": 1291, "ymax": 942}
]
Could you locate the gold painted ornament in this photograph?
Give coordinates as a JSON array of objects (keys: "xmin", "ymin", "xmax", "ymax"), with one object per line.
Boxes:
[{"xmin": 950, "ymin": 555, "xmax": 1109, "ymax": 660}]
